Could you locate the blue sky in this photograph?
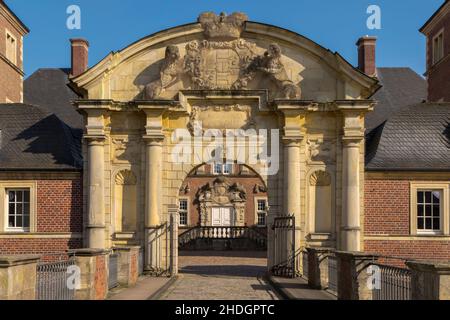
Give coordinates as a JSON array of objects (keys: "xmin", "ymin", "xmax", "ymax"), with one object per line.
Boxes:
[{"xmin": 6, "ymin": 0, "xmax": 443, "ymax": 77}]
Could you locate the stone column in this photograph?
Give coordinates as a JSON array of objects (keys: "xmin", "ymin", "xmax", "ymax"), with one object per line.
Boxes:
[
  {"xmin": 283, "ymin": 138, "xmax": 302, "ymax": 262},
  {"xmin": 0, "ymin": 255, "xmax": 41, "ymax": 300},
  {"xmin": 341, "ymin": 138, "xmax": 362, "ymax": 252},
  {"xmin": 144, "ymin": 137, "xmax": 163, "ymax": 272},
  {"xmin": 336, "ymin": 251, "xmax": 378, "ymax": 300},
  {"xmin": 86, "ymin": 138, "xmax": 106, "ymax": 249},
  {"xmin": 406, "ymin": 261, "xmax": 450, "ymax": 300}
]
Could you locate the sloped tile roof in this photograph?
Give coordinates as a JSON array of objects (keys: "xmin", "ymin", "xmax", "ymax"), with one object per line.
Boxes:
[
  {"xmin": 366, "ymin": 103, "xmax": 450, "ymax": 171},
  {"xmin": 0, "ymin": 104, "xmax": 82, "ymax": 170}
]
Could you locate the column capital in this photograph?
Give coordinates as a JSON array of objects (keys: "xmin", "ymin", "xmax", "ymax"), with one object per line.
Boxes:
[
  {"xmin": 342, "ymin": 136, "xmax": 363, "ymax": 146},
  {"xmin": 143, "ymin": 135, "xmax": 164, "ymax": 146},
  {"xmin": 282, "ymin": 136, "xmax": 303, "ymax": 146},
  {"xmin": 84, "ymin": 135, "xmax": 106, "ymax": 145}
]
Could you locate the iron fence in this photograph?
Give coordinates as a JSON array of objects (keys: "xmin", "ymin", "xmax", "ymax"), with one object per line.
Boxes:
[
  {"xmin": 108, "ymin": 253, "xmax": 119, "ymax": 290},
  {"xmin": 327, "ymin": 255, "xmax": 338, "ymax": 295},
  {"xmin": 36, "ymin": 255, "xmax": 76, "ymax": 300},
  {"xmin": 372, "ymin": 264, "xmax": 411, "ymax": 300}
]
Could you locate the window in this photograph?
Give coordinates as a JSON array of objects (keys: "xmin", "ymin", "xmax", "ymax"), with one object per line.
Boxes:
[
  {"xmin": 5, "ymin": 31, "xmax": 17, "ymax": 65},
  {"xmin": 417, "ymin": 191, "xmax": 441, "ymax": 233},
  {"xmin": 6, "ymin": 189, "xmax": 30, "ymax": 231},
  {"xmin": 256, "ymin": 199, "xmax": 268, "ymax": 226},
  {"xmin": 213, "ymin": 163, "xmax": 233, "ymax": 175},
  {"xmin": 432, "ymin": 31, "xmax": 444, "ymax": 65},
  {"xmin": 179, "ymin": 199, "xmax": 188, "ymax": 226},
  {"xmin": 410, "ymin": 183, "xmax": 449, "ymax": 236}
]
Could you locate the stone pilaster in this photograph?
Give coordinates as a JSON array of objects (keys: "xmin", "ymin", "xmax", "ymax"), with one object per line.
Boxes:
[
  {"xmin": 169, "ymin": 204, "xmax": 179, "ymax": 276},
  {"xmin": 0, "ymin": 255, "xmax": 41, "ymax": 300},
  {"xmin": 336, "ymin": 251, "xmax": 378, "ymax": 300},
  {"xmin": 114, "ymin": 246, "xmax": 140, "ymax": 287},
  {"xmin": 70, "ymin": 249, "xmax": 109, "ymax": 300},
  {"xmin": 406, "ymin": 261, "xmax": 450, "ymax": 300}
]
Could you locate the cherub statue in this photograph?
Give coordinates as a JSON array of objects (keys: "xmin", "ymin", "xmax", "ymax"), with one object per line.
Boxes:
[{"xmin": 144, "ymin": 45, "xmax": 181, "ymax": 99}]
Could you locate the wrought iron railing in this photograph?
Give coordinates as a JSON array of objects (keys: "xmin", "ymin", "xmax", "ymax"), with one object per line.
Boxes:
[
  {"xmin": 108, "ymin": 253, "xmax": 119, "ymax": 290},
  {"xmin": 178, "ymin": 226, "xmax": 267, "ymax": 249},
  {"xmin": 371, "ymin": 263, "xmax": 411, "ymax": 300},
  {"xmin": 36, "ymin": 254, "xmax": 76, "ymax": 300},
  {"xmin": 327, "ymin": 255, "xmax": 338, "ymax": 295}
]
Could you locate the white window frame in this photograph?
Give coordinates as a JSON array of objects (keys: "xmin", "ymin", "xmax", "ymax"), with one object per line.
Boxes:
[
  {"xmin": 0, "ymin": 181, "xmax": 37, "ymax": 233},
  {"xmin": 255, "ymin": 197, "xmax": 268, "ymax": 227},
  {"xmin": 178, "ymin": 198, "xmax": 189, "ymax": 227},
  {"xmin": 432, "ymin": 29, "xmax": 444, "ymax": 65},
  {"xmin": 5, "ymin": 29, "xmax": 17, "ymax": 65},
  {"xmin": 410, "ymin": 183, "xmax": 449, "ymax": 236},
  {"xmin": 213, "ymin": 163, "xmax": 233, "ymax": 175}
]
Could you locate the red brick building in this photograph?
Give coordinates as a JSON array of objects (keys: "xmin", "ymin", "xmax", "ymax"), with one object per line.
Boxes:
[
  {"xmin": 0, "ymin": 0, "xmax": 28, "ymax": 103},
  {"xmin": 420, "ymin": 0, "xmax": 450, "ymax": 102}
]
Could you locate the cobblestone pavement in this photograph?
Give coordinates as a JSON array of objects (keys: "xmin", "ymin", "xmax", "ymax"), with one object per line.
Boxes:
[{"xmin": 160, "ymin": 251, "xmax": 279, "ymax": 300}]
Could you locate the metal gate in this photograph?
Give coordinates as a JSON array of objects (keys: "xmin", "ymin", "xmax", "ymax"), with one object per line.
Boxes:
[
  {"xmin": 108, "ymin": 253, "xmax": 119, "ymax": 289},
  {"xmin": 36, "ymin": 256, "xmax": 76, "ymax": 300},
  {"xmin": 271, "ymin": 215, "xmax": 299, "ymax": 278}
]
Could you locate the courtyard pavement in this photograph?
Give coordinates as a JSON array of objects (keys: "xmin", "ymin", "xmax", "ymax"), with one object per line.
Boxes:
[{"xmin": 158, "ymin": 251, "xmax": 280, "ymax": 300}]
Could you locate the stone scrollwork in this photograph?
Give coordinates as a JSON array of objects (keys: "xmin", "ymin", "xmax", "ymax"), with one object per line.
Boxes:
[
  {"xmin": 112, "ymin": 137, "xmax": 140, "ymax": 163},
  {"xmin": 144, "ymin": 45, "xmax": 182, "ymax": 99},
  {"xmin": 307, "ymin": 139, "xmax": 335, "ymax": 163},
  {"xmin": 198, "ymin": 12, "xmax": 248, "ymax": 40},
  {"xmin": 232, "ymin": 43, "xmax": 301, "ymax": 99}
]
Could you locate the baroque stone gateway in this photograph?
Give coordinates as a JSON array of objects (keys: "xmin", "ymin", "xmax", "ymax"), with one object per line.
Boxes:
[{"xmin": 71, "ymin": 11, "xmax": 381, "ymax": 272}]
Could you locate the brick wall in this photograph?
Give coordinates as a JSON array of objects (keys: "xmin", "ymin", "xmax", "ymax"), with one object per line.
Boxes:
[
  {"xmin": 37, "ymin": 179, "xmax": 83, "ymax": 233},
  {"xmin": 425, "ymin": 8, "xmax": 450, "ymax": 102},
  {"xmin": 0, "ymin": 177, "xmax": 83, "ymax": 255},
  {"xmin": 364, "ymin": 177, "xmax": 450, "ymax": 261},
  {"xmin": 364, "ymin": 179, "xmax": 410, "ymax": 235}
]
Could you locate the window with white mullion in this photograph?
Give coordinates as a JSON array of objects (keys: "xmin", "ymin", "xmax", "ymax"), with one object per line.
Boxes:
[
  {"xmin": 179, "ymin": 199, "xmax": 188, "ymax": 226},
  {"xmin": 6, "ymin": 189, "xmax": 30, "ymax": 231},
  {"xmin": 417, "ymin": 190, "xmax": 441, "ymax": 233},
  {"xmin": 257, "ymin": 199, "xmax": 268, "ymax": 226}
]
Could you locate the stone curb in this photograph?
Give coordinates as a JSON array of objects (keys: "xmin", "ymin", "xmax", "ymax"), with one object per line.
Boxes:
[{"xmin": 263, "ymin": 273, "xmax": 292, "ymax": 300}]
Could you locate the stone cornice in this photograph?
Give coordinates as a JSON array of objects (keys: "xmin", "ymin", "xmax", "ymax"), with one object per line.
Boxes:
[
  {"xmin": 0, "ymin": 3, "xmax": 29, "ymax": 35},
  {"xmin": 0, "ymin": 52, "xmax": 24, "ymax": 75}
]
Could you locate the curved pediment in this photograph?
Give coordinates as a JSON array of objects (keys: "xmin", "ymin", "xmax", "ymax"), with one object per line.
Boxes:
[{"xmin": 71, "ymin": 12, "xmax": 379, "ymax": 102}]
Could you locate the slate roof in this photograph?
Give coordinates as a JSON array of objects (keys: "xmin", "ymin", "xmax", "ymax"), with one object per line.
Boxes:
[
  {"xmin": 366, "ymin": 68, "xmax": 428, "ymax": 132},
  {"xmin": 366, "ymin": 103, "xmax": 450, "ymax": 171},
  {"xmin": 0, "ymin": 104, "xmax": 82, "ymax": 170},
  {"xmin": 24, "ymin": 68, "xmax": 83, "ymax": 130}
]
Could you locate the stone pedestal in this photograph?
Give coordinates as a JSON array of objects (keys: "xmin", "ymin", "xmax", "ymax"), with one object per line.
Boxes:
[
  {"xmin": 114, "ymin": 246, "xmax": 140, "ymax": 287},
  {"xmin": 406, "ymin": 261, "xmax": 450, "ymax": 300},
  {"xmin": 169, "ymin": 205, "xmax": 179, "ymax": 276},
  {"xmin": 71, "ymin": 249, "xmax": 109, "ymax": 300},
  {"xmin": 306, "ymin": 247, "xmax": 335, "ymax": 289},
  {"xmin": 336, "ymin": 251, "xmax": 378, "ymax": 300},
  {"xmin": 0, "ymin": 255, "xmax": 41, "ymax": 300}
]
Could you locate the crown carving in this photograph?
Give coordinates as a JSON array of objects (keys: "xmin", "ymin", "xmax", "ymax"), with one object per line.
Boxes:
[{"xmin": 198, "ymin": 12, "xmax": 248, "ymax": 40}]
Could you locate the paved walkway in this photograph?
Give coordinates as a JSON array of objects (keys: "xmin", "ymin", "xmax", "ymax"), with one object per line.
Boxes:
[
  {"xmin": 108, "ymin": 276, "xmax": 173, "ymax": 300},
  {"xmin": 159, "ymin": 251, "xmax": 279, "ymax": 300}
]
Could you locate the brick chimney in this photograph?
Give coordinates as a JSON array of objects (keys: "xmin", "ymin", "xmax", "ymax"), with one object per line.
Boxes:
[
  {"xmin": 356, "ymin": 36, "xmax": 377, "ymax": 76},
  {"xmin": 70, "ymin": 38, "xmax": 89, "ymax": 77}
]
